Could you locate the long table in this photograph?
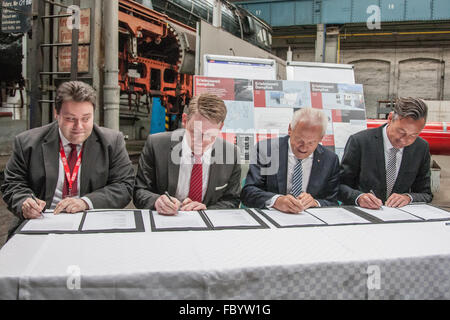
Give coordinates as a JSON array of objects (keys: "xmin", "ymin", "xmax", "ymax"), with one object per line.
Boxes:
[{"xmin": 0, "ymin": 209, "xmax": 450, "ymax": 299}]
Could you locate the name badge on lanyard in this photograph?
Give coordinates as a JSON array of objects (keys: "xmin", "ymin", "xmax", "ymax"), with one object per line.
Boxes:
[{"xmin": 59, "ymin": 140, "xmax": 83, "ymax": 196}]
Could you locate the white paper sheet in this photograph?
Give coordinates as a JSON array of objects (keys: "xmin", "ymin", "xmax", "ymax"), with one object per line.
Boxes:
[
  {"xmin": 358, "ymin": 206, "xmax": 422, "ymax": 222},
  {"xmin": 306, "ymin": 207, "xmax": 370, "ymax": 224},
  {"xmin": 262, "ymin": 209, "xmax": 325, "ymax": 227},
  {"xmin": 21, "ymin": 212, "xmax": 83, "ymax": 232},
  {"xmin": 399, "ymin": 204, "xmax": 450, "ymax": 220},
  {"xmin": 203, "ymin": 210, "xmax": 261, "ymax": 227},
  {"xmin": 81, "ymin": 210, "xmax": 136, "ymax": 231},
  {"xmin": 151, "ymin": 211, "xmax": 208, "ymax": 229}
]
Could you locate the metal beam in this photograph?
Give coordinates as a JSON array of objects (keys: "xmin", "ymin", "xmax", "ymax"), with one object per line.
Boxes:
[
  {"xmin": 30, "ymin": 0, "xmax": 45, "ymax": 128},
  {"xmin": 237, "ymin": 0, "xmax": 450, "ymax": 27}
]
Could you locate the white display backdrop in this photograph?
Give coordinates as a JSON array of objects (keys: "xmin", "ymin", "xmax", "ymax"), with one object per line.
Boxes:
[
  {"xmin": 203, "ymin": 54, "xmax": 277, "ymax": 80},
  {"xmin": 286, "ymin": 61, "xmax": 355, "ymax": 84}
]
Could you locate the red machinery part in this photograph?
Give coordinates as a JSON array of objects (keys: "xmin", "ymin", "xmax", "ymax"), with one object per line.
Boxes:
[{"xmin": 366, "ymin": 119, "xmax": 450, "ymax": 155}]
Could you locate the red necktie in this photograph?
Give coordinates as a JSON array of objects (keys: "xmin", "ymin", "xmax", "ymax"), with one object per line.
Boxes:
[
  {"xmin": 62, "ymin": 143, "xmax": 78, "ymax": 198},
  {"xmin": 188, "ymin": 155, "xmax": 203, "ymax": 202}
]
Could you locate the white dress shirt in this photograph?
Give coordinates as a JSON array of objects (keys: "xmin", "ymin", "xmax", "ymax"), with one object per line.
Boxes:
[
  {"xmin": 266, "ymin": 138, "xmax": 319, "ymax": 208},
  {"xmin": 175, "ymin": 134, "xmax": 212, "ymax": 202},
  {"xmin": 50, "ymin": 129, "xmax": 93, "ymax": 209}
]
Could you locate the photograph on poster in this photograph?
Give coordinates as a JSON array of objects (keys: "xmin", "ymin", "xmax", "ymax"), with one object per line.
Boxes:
[
  {"xmin": 254, "ymin": 107, "xmax": 293, "ymax": 134},
  {"xmin": 222, "ymin": 101, "xmax": 255, "ymax": 132},
  {"xmin": 234, "ymin": 79, "xmax": 253, "ymax": 101},
  {"xmin": 265, "ymin": 81, "xmax": 311, "ymax": 108}
]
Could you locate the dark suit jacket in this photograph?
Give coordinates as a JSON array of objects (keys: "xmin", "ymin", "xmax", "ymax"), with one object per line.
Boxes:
[
  {"xmin": 338, "ymin": 124, "xmax": 433, "ymax": 205},
  {"xmin": 241, "ymin": 135, "xmax": 340, "ymax": 208},
  {"xmin": 133, "ymin": 129, "xmax": 241, "ymax": 209},
  {"xmin": 1, "ymin": 122, "xmax": 135, "ymax": 220}
]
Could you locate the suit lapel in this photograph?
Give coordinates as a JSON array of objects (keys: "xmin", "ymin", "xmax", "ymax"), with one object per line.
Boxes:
[
  {"xmin": 307, "ymin": 146, "xmax": 323, "ymax": 194},
  {"xmin": 394, "ymin": 143, "xmax": 413, "ymax": 193},
  {"xmin": 80, "ymin": 128, "xmax": 99, "ymax": 196},
  {"xmin": 277, "ymin": 136, "xmax": 289, "ymax": 194},
  {"xmin": 167, "ymin": 131, "xmax": 183, "ymax": 195},
  {"xmin": 203, "ymin": 149, "xmax": 218, "ymax": 206},
  {"xmin": 42, "ymin": 123, "xmax": 60, "ymax": 206},
  {"xmin": 203, "ymin": 138, "xmax": 225, "ymax": 205},
  {"xmin": 374, "ymin": 125, "xmax": 388, "ymax": 200}
]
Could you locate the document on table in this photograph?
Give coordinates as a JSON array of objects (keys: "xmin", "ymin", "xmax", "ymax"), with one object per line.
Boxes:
[
  {"xmin": 81, "ymin": 210, "xmax": 136, "ymax": 231},
  {"xmin": 203, "ymin": 209, "xmax": 265, "ymax": 228},
  {"xmin": 306, "ymin": 207, "xmax": 370, "ymax": 225},
  {"xmin": 399, "ymin": 204, "xmax": 450, "ymax": 220},
  {"xmin": 20, "ymin": 212, "xmax": 84, "ymax": 232},
  {"xmin": 150, "ymin": 211, "xmax": 209, "ymax": 230},
  {"xmin": 260, "ymin": 209, "xmax": 325, "ymax": 227},
  {"xmin": 357, "ymin": 206, "xmax": 422, "ymax": 222}
]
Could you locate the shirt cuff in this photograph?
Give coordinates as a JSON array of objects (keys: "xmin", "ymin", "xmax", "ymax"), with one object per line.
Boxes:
[
  {"xmin": 405, "ymin": 193, "xmax": 413, "ymax": 204},
  {"xmin": 315, "ymin": 200, "xmax": 321, "ymax": 207},
  {"xmin": 355, "ymin": 193, "xmax": 363, "ymax": 206},
  {"xmin": 266, "ymin": 195, "xmax": 281, "ymax": 208},
  {"xmin": 81, "ymin": 196, "xmax": 93, "ymax": 210}
]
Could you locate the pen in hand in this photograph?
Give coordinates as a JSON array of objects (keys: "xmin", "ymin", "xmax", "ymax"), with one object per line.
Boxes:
[
  {"xmin": 369, "ymin": 189, "xmax": 383, "ymax": 210},
  {"xmin": 30, "ymin": 193, "xmax": 45, "ymax": 218},
  {"xmin": 164, "ymin": 191, "xmax": 180, "ymax": 212},
  {"xmin": 164, "ymin": 191, "xmax": 175, "ymax": 204}
]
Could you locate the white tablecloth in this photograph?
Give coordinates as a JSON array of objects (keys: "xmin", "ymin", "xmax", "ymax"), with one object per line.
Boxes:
[{"xmin": 0, "ymin": 210, "xmax": 450, "ymax": 299}]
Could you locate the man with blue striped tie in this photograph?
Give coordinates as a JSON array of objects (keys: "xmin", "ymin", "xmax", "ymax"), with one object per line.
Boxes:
[
  {"xmin": 339, "ymin": 97, "xmax": 432, "ymax": 209},
  {"xmin": 241, "ymin": 108, "xmax": 340, "ymax": 214}
]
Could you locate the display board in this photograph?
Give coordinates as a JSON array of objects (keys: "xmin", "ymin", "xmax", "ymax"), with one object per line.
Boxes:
[
  {"xmin": 194, "ymin": 76, "xmax": 367, "ymax": 161},
  {"xmin": 286, "ymin": 61, "xmax": 355, "ymax": 84},
  {"xmin": 203, "ymin": 54, "xmax": 277, "ymax": 80}
]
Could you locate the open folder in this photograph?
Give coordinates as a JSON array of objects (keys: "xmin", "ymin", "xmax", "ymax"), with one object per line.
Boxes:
[
  {"xmin": 149, "ymin": 209, "xmax": 269, "ymax": 231},
  {"xmin": 17, "ymin": 210, "xmax": 145, "ymax": 234},
  {"xmin": 356, "ymin": 204, "xmax": 450, "ymax": 222},
  {"xmin": 258, "ymin": 207, "xmax": 371, "ymax": 228}
]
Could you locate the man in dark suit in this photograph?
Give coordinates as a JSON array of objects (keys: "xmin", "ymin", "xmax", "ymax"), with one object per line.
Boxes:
[
  {"xmin": 1, "ymin": 81, "xmax": 135, "ymax": 220},
  {"xmin": 339, "ymin": 97, "xmax": 432, "ymax": 209},
  {"xmin": 241, "ymin": 108, "xmax": 340, "ymax": 213},
  {"xmin": 133, "ymin": 93, "xmax": 241, "ymax": 214}
]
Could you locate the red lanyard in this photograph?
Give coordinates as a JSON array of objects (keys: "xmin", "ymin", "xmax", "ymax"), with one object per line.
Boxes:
[{"xmin": 59, "ymin": 140, "xmax": 83, "ymax": 195}]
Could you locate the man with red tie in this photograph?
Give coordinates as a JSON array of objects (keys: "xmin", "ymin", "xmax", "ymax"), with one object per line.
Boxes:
[
  {"xmin": 1, "ymin": 81, "xmax": 135, "ymax": 220},
  {"xmin": 133, "ymin": 93, "xmax": 241, "ymax": 215}
]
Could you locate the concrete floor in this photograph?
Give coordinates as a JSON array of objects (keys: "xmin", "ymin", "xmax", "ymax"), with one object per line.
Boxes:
[{"xmin": 1, "ymin": 155, "xmax": 450, "ymax": 249}]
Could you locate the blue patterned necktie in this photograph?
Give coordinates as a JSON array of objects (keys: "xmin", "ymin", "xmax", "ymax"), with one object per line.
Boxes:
[{"xmin": 291, "ymin": 159, "xmax": 303, "ymax": 197}]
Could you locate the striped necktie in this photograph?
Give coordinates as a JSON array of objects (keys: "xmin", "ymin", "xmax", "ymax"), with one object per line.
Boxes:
[
  {"xmin": 188, "ymin": 155, "xmax": 203, "ymax": 202},
  {"xmin": 386, "ymin": 147, "xmax": 399, "ymax": 197},
  {"xmin": 291, "ymin": 159, "xmax": 303, "ymax": 197}
]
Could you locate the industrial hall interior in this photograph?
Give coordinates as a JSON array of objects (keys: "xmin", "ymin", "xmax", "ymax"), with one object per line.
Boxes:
[{"xmin": 0, "ymin": 0, "xmax": 450, "ymax": 301}]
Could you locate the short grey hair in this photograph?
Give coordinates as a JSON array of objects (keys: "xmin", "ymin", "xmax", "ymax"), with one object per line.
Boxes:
[
  {"xmin": 392, "ymin": 97, "xmax": 428, "ymax": 122},
  {"xmin": 291, "ymin": 108, "xmax": 328, "ymax": 136},
  {"xmin": 55, "ymin": 81, "xmax": 96, "ymax": 114}
]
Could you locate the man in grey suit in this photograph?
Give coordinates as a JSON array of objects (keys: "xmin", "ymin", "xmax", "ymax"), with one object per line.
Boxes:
[
  {"xmin": 1, "ymin": 81, "xmax": 135, "ymax": 220},
  {"xmin": 133, "ymin": 93, "xmax": 241, "ymax": 214},
  {"xmin": 241, "ymin": 108, "xmax": 340, "ymax": 213},
  {"xmin": 339, "ymin": 97, "xmax": 432, "ymax": 208}
]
